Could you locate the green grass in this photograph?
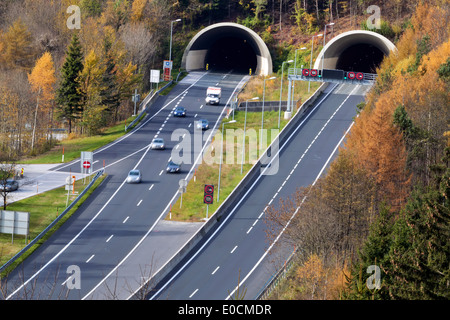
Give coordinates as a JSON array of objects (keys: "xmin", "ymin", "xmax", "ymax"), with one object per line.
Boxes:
[
  {"xmin": 0, "ymin": 174, "xmax": 106, "ymax": 275},
  {"xmin": 168, "ymin": 78, "xmax": 322, "ymax": 222},
  {"xmin": 20, "ymin": 115, "xmax": 140, "ymax": 165},
  {"xmin": 168, "ymin": 109, "xmax": 291, "ymax": 222}
]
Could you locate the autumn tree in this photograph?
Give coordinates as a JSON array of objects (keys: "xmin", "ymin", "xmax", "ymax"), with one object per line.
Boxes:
[
  {"xmin": 344, "ymin": 94, "xmax": 411, "ymax": 213},
  {"xmin": 28, "ymin": 52, "xmax": 56, "ymax": 151},
  {"xmin": 78, "ymin": 50, "xmax": 107, "ymax": 135},
  {"xmin": 56, "ymin": 33, "xmax": 84, "ymax": 134},
  {"xmin": 0, "ymin": 19, "xmax": 35, "ymax": 71}
]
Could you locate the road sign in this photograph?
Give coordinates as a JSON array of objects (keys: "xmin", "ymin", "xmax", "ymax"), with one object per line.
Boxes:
[
  {"xmin": 163, "ymin": 60, "xmax": 173, "ymax": 81},
  {"xmin": 204, "ymin": 184, "xmax": 214, "ymax": 204},
  {"xmin": 150, "ymin": 69, "xmax": 160, "ymax": 83},
  {"xmin": 81, "ymin": 151, "xmax": 93, "ymax": 174}
]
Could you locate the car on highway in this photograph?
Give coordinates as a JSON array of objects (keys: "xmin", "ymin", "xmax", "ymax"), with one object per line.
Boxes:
[
  {"xmin": 173, "ymin": 106, "xmax": 186, "ymax": 117},
  {"xmin": 196, "ymin": 119, "xmax": 209, "ymax": 130},
  {"xmin": 0, "ymin": 179, "xmax": 19, "ymax": 192},
  {"xmin": 166, "ymin": 161, "xmax": 181, "ymax": 173},
  {"xmin": 126, "ymin": 169, "xmax": 142, "ymax": 183},
  {"xmin": 151, "ymin": 138, "xmax": 165, "ymax": 150}
]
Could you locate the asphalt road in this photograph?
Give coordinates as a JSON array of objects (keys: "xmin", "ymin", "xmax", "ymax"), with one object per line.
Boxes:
[
  {"xmin": 3, "ymin": 71, "xmax": 249, "ymax": 300},
  {"xmin": 149, "ymin": 83, "xmax": 371, "ymax": 300}
]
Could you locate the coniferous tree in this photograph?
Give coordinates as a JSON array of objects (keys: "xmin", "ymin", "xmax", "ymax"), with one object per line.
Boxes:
[
  {"xmin": 343, "ymin": 204, "xmax": 394, "ymax": 300},
  {"xmin": 100, "ymin": 35, "xmax": 120, "ymax": 123},
  {"xmin": 56, "ymin": 33, "xmax": 84, "ymax": 134},
  {"xmin": 389, "ymin": 166, "xmax": 450, "ymax": 299}
]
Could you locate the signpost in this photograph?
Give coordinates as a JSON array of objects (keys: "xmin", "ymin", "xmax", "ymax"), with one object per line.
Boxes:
[
  {"xmin": 163, "ymin": 60, "xmax": 173, "ymax": 81},
  {"xmin": 179, "ymin": 179, "xmax": 187, "ymax": 208},
  {"xmin": 81, "ymin": 151, "xmax": 93, "ymax": 184},
  {"xmin": 204, "ymin": 185, "xmax": 214, "ymax": 219},
  {"xmin": 65, "ymin": 175, "xmax": 76, "ymax": 207},
  {"xmin": 0, "ymin": 210, "xmax": 30, "ymax": 244},
  {"xmin": 150, "ymin": 69, "xmax": 160, "ymax": 91}
]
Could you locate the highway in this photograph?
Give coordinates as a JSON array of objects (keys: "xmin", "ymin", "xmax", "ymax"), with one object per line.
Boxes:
[
  {"xmin": 3, "ymin": 71, "xmax": 249, "ymax": 300},
  {"xmin": 149, "ymin": 83, "xmax": 370, "ymax": 300}
]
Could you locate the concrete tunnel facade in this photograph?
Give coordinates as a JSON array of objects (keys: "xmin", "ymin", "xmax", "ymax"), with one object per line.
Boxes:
[
  {"xmin": 182, "ymin": 22, "xmax": 273, "ymax": 76},
  {"xmin": 182, "ymin": 24, "xmax": 397, "ymax": 76},
  {"xmin": 313, "ymin": 30, "xmax": 397, "ymax": 73}
]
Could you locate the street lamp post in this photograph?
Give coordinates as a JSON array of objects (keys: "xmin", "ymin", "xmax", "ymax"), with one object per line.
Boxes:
[
  {"xmin": 292, "ymin": 47, "xmax": 307, "ymax": 111},
  {"xmin": 218, "ymin": 119, "xmax": 237, "ymax": 202},
  {"xmin": 278, "ymin": 60, "xmax": 294, "ymax": 129},
  {"xmin": 241, "ymin": 97, "xmax": 259, "ymax": 174},
  {"xmin": 169, "ymin": 19, "xmax": 181, "ymax": 63},
  {"xmin": 321, "ymin": 23, "xmax": 335, "ymax": 72},
  {"xmin": 308, "ymin": 34, "xmax": 323, "ymax": 93},
  {"xmin": 261, "ymin": 76, "xmax": 276, "ymax": 150}
]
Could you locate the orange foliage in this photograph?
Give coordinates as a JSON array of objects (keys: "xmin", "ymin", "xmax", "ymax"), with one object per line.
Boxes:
[{"xmin": 344, "ymin": 94, "xmax": 411, "ymax": 211}]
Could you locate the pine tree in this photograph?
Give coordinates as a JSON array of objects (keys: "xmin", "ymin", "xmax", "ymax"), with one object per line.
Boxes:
[
  {"xmin": 389, "ymin": 167, "xmax": 450, "ymax": 299},
  {"xmin": 100, "ymin": 35, "xmax": 120, "ymax": 123},
  {"xmin": 56, "ymin": 33, "xmax": 84, "ymax": 134},
  {"xmin": 343, "ymin": 204, "xmax": 395, "ymax": 300}
]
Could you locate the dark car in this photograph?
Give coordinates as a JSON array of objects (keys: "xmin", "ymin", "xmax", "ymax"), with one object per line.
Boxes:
[
  {"xmin": 173, "ymin": 106, "xmax": 186, "ymax": 117},
  {"xmin": 166, "ymin": 161, "xmax": 181, "ymax": 173},
  {"xmin": 196, "ymin": 119, "xmax": 209, "ymax": 130},
  {"xmin": 0, "ymin": 179, "xmax": 19, "ymax": 192}
]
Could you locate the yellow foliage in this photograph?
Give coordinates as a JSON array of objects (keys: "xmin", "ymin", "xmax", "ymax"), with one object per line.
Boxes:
[
  {"xmin": 131, "ymin": 0, "xmax": 148, "ymax": 22},
  {"xmin": 28, "ymin": 52, "xmax": 56, "ymax": 106}
]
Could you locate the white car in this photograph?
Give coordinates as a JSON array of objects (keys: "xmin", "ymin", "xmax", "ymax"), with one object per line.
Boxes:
[
  {"xmin": 151, "ymin": 138, "xmax": 165, "ymax": 150},
  {"xmin": 126, "ymin": 170, "xmax": 142, "ymax": 184}
]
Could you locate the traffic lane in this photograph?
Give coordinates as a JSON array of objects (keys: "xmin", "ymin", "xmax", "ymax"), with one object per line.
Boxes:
[
  {"xmin": 79, "ymin": 74, "xmax": 250, "ymax": 298},
  {"xmin": 51, "ymin": 72, "xmax": 212, "ymax": 175},
  {"xmin": 239, "ymin": 88, "xmax": 367, "ymax": 298},
  {"xmin": 3, "ymin": 150, "xmax": 146, "ymax": 300},
  {"xmin": 151, "ymin": 84, "xmax": 364, "ymax": 300},
  {"xmin": 68, "ymin": 73, "xmax": 249, "ymax": 299},
  {"xmin": 3, "ymin": 71, "xmax": 246, "ymax": 298},
  {"xmin": 77, "ymin": 75, "xmax": 248, "ymax": 300}
]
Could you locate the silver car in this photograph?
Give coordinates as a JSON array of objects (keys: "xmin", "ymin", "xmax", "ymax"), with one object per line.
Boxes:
[
  {"xmin": 151, "ymin": 138, "xmax": 165, "ymax": 150},
  {"xmin": 126, "ymin": 169, "xmax": 142, "ymax": 183}
]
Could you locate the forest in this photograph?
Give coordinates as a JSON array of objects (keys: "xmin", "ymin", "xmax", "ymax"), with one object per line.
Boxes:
[
  {"xmin": 0, "ymin": 0, "xmax": 430, "ymax": 160},
  {"xmin": 265, "ymin": 1, "xmax": 449, "ymax": 300},
  {"xmin": 0, "ymin": 0, "xmax": 448, "ymax": 300}
]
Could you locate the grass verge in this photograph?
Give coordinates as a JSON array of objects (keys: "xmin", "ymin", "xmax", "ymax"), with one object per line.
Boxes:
[
  {"xmin": 167, "ymin": 78, "xmax": 321, "ymax": 222},
  {"xmin": 20, "ymin": 115, "xmax": 141, "ymax": 165},
  {"xmin": 0, "ymin": 173, "xmax": 106, "ymax": 276}
]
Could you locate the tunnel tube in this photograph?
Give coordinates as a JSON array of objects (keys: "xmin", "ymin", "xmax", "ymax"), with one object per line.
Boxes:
[
  {"xmin": 314, "ymin": 30, "xmax": 397, "ymax": 73},
  {"xmin": 182, "ymin": 22, "xmax": 272, "ymax": 75}
]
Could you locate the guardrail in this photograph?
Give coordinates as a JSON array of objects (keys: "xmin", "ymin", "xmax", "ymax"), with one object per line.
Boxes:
[
  {"xmin": 288, "ymin": 68, "xmax": 377, "ymax": 85},
  {"xmin": 125, "ymin": 78, "xmax": 177, "ymax": 132},
  {"xmin": 255, "ymin": 247, "xmax": 298, "ymax": 300},
  {"xmin": 0, "ymin": 169, "xmax": 105, "ymax": 274},
  {"xmin": 141, "ymin": 81, "xmax": 330, "ymax": 299}
]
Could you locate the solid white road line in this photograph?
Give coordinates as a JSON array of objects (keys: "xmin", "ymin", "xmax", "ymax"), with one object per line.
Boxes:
[
  {"xmin": 225, "ymin": 87, "xmax": 359, "ymax": 299},
  {"xmin": 6, "ymin": 72, "xmax": 212, "ymax": 301},
  {"xmin": 90, "ymin": 73, "xmax": 249, "ymax": 300}
]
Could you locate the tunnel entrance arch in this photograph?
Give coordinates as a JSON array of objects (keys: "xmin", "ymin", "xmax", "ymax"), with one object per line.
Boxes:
[
  {"xmin": 313, "ymin": 30, "xmax": 397, "ymax": 73},
  {"xmin": 182, "ymin": 23, "xmax": 272, "ymax": 75}
]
